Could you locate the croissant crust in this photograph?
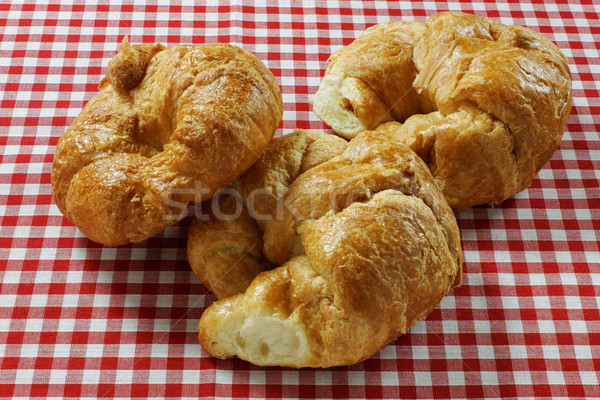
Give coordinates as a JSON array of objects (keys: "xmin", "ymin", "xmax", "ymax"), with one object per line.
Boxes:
[
  {"xmin": 198, "ymin": 128, "xmax": 462, "ymax": 368},
  {"xmin": 51, "ymin": 39, "xmax": 283, "ymax": 246},
  {"xmin": 313, "ymin": 11, "xmax": 572, "ymax": 210}
]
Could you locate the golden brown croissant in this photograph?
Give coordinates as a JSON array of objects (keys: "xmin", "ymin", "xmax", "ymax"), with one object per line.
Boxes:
[
  {"xmin": 51, "ymin": 38, "xmax": 283, "ymax": 246},
  {"xmin": 198, "ymin": 127, "xmax": 462, "ymax": 367},
  {"xmin": 312, "ymin": 11, "xmax": 572, "ymax": 210},
  {"xmin": 187, "ymin": 130, "xmax": 348, "ymax": 299}
]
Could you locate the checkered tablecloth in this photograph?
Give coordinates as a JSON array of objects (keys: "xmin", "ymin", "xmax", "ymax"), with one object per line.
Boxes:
[{"xmin": 1, "ymin": 1, "xmax": 599, "ymax": 399}]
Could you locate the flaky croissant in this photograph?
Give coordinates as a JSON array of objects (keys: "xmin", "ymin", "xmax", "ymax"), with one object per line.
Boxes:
[
  {"xmin": 198, "ymin": 128, "xmax": 462, "ymax": 367},
  {"xmin": 187, "ymin": 129, "xmax": 348, "ymax": 299},
  {"xmin": 313, "ymin": 11, "xmax": 572, "ymax": 210},
  {"xmin": 52, "ymin": 39, "xmax": 282, "ymax": 246}
]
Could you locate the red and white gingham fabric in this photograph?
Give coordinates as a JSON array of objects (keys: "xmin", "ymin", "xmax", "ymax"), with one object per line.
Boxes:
[{"xmin": 1, "ymin": 1, "xmax": 599, "ymax": 399}]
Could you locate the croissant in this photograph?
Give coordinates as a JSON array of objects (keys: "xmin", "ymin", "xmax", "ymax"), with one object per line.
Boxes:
[
  {"xmin": 187, "ymin": 129, "xmax": 348, "ymax": 299},
  {"xmin": 198, "ymin": 127, "xmax": 462, "ymax": 367},
  {"xmin": 51, "ymin": 38, "xmax": 283, "ymax": 246},
  {"xmin": 312, "ymin": 11, "xmax": 572, "ymax": 210}
]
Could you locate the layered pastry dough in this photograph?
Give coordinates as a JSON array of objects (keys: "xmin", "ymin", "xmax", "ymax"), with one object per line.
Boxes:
[
  {"xmin": 198, "ymin": 129, "xmax": 462, "ymax": 367},
  {"xmin": 313, "ymin": 12, "xmax": 572, "ymax": 210},
  {"xmin": 52, "ymin": 39, "xmax": 283, "ymax": 246},
  {"xmin": 188, "ymin": 130, "xmax": 348, "ymax": 299}
]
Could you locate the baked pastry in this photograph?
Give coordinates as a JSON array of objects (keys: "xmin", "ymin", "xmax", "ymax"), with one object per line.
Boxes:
[
  {"xmin": 198, "ymin": 128, "xmax": 462, "ymax": 367},
  {"xmin": 312, "ymin": 11, "xmax": 572, "ymax": 210},
  {"xmin": 51, "ymin": 38, "xmax": 283, "ymax": 246},
  {"xmin": 187, "ymin": 129, "xmax": 348, "ymax": 299}
]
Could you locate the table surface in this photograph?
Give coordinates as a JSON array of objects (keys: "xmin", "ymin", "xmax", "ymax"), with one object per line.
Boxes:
[{"xmin": 1, "ymin": 1, "xmax": 599, "ymax": 399}]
